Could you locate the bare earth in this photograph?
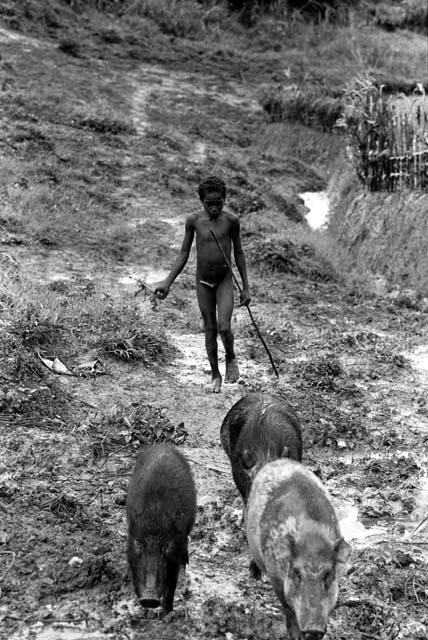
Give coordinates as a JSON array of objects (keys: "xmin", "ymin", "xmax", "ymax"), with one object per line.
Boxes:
[{"xmin": 0, "ymin": 23, "xmax": 428, "ymax": 640}]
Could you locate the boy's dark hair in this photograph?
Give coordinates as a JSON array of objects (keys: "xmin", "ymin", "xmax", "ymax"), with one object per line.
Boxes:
[{"xmin": 198, "ymin": 176, "xmax": 226, "ymax": 202}]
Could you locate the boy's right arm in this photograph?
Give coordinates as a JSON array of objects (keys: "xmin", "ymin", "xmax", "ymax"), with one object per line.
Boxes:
[{"xmin": 154, "ymin": 216, "xmax": 195, "ymax": 299}]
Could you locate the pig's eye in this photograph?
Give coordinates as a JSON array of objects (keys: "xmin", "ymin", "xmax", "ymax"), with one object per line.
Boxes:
[
  {"xmin": 241, "ymin": 450, "xmax": 255, "ymax": 470},
  {"xmin": 323, "ymin": 570, "xmax": 334, "ymax": 589},
  {"xmin": 291, "ymin": 567, "xmax": 301, "ymax": 585}
]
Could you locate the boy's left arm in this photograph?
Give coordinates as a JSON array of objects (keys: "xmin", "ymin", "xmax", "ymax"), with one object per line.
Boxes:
[{"xmin": 231, "ymin": 217, "xmax": 251, "ymax": 306}]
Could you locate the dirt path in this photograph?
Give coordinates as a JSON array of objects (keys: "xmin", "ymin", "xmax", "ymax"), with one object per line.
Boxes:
[{"xmin": 1, "ymin": 25, "xmax": 428, "ymax": 640}]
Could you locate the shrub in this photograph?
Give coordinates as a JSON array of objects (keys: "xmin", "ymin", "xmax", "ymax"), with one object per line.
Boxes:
[
  {"xmin": 261, "ymin": 89, "xmax": 343, "ymax": 132},
  {"xmin": 372, "ymin": 0, "xmax": 427, "ymax": 33}
]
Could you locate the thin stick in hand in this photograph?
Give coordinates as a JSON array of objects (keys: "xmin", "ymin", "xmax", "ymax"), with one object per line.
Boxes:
[{"xmin": 209, "ymin": 230, "xmax": 279, "ymax": 378}]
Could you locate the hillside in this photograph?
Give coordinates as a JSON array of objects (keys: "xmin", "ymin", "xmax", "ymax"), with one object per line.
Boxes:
[{"xmin": 0, "ymin": 2, "xmax": 428, "ymax": 639}]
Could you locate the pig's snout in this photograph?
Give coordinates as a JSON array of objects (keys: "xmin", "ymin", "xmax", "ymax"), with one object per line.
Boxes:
[
  {"xmin": 301, "ymin": 631, "xmax": 325, "ymax": 640},
  {"xmin": 139, "ymin": 593, "xmax": 161, "ymax": 609},
  {"xmin": 138, "ymin": 575, "xmax": 161, "ymax": 608}
]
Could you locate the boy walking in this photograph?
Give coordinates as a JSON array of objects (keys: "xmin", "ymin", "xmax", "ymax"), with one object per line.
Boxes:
[{"xmin": 155, "ymin": 176, "xmax": 250, "ymax": 393}]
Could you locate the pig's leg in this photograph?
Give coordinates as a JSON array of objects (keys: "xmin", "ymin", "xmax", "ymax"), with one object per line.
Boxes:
[
  {"xmin": 162, "ymin": 563, "xmax": 180, "ymax": 613},
  {"xmin": 285, "ymin": 608, "xmax": 300, "ymax": 640},
  {"xmin": 249, "ymin": 560, "xmax": 262, "ymax": 580}
]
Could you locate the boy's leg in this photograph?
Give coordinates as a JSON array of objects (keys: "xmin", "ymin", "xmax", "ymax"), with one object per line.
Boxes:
[
  {"xmin": 217, "ymin": 275, "xmax": 239, "ymax": 383},
  {"xmin": 196, "ymin": 281, "xmax": 222, "ymax": 392}
]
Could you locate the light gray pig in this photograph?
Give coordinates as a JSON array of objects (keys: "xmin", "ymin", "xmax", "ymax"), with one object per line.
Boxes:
[{"xmin": 246, "ymin": 459, "xmax": 351, "ymax": 640}]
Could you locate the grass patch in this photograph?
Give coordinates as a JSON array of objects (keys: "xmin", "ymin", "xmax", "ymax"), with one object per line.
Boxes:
[
  {"xmin": 0, "ymin": 275, "xmax": 175, "ymax": 413},
  {"xmin": 262, "ymin": 90, "xmax": 343, "ymax": 131},
  {"xmin": 329, "ymin": 175, "xmax": 428, "ymax": 297},
  {"xmin": 88, "ymin": 401, "xmax": 188, "ymax": 459},
  {"xmin": 256, "ymin": 122, "xmax": 344, "ymax": 174},
  {"xmin": 248, "ymin": 235, "xmax": 337, "ymax": 282},
  {"xmin": 99, "ymin": 326, "xmax": 171, "ymax": 364}
]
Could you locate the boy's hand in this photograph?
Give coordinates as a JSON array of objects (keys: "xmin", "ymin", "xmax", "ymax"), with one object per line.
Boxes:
[
  {"xmin": 239, "ymin": 289, "xmax": 251, "ymax": 307},
  {"xmin": 154, "ymin": 282, "xmax": 170, "ymax": 300}
]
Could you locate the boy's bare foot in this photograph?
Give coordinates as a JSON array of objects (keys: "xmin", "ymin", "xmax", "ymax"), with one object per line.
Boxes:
[
  {"xmin": 212, "ymin": 375, "xmax": 222, "ymax": 393},
  {"xmin": 225, "ymin": 359, "xmax": 239, "ymax": 383}
]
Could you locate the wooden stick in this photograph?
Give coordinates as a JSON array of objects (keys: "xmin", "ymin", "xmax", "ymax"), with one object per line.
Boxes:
[
  {"xmin": 409, "ymin": 514, "xmax": 428, "ymax": 537},
  {"xmin": 209, "ymin": 230, "xmax": 279, "ymax": 378}
]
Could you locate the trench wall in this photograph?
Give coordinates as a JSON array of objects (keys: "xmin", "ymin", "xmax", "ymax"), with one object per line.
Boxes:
[{"xmin": 328, "ymin": 165, "xmax": 428, "ymax": 296}]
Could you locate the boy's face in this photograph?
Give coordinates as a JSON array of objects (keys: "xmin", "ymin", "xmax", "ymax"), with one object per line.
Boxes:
[{"xmin": 202, "ymin": 190, "xmax": 224, "ymax": 219}]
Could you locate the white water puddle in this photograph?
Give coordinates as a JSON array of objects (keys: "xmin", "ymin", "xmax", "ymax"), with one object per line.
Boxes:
[
  {"xmin": 0, "ymin": 25, "xmax": 50, "ymax": 48},
  {"xmin": 118, "ymin": 268, "xmax": 169, "ymax": 287},
  {"xmin": 336, "ymin": 501, "xmax": 387, "ymax": 547},
  {"xmin": 35, "ymin": 631, "xmax": 110, "ymax": 640},
  {"xmin": 46, "ymin": 272, "xmax": 74, "ymax": 283},
  {"xmin": 332, "ymin": 450, "xmax": 428, "ymax": 550},
  {"xmin": 300, "ymin": 191, "xmax": 330, "ymax": 230},
  {"xmin": 407, "ymin": 344, "xmax": 428, "ymax": 378},
  {"xmin": 128, "ymin": 216, "xmax": 182, "ymax": 229},
  {"xmin": 191, "ymin": 141, "xmax": 208, "ymax": 163},
  {"xmin": 159, "ymin": 217, "xmax": 182, "ymax": 226}
]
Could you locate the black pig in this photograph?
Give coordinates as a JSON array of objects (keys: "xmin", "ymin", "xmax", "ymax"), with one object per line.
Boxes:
[
  {"xmin": 127, "ymin": 444, "xmax": 196, "ymax": 612},
  {"xmin": 220, "ymin": 394, "xmax": 302, "ymax": 506}
]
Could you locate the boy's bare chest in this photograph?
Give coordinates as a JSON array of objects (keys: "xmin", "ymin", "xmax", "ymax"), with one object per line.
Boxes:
[{"xmin": 195, "ymin": 216, "xmax": 230, "ymax": 241}]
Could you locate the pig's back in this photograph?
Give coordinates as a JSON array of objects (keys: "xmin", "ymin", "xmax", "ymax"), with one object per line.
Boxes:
[
  {"xmin": 220, "ymin": 393, "xmax": 260, "ymax": 458},
  {"xmin": 243, "ymin": 400, "xmax": 303, "ymax": 463},
  {"xmin": 246, "ymin": 460, "xmax": 339, "ymax": 571},
  {"xmin": 128, "ymin": 444, "xmax": 196, "ymax": 538}
]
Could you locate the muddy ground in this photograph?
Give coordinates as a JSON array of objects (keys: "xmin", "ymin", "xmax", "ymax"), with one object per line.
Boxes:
[{"xmin": 0, "ymin": 18, "xmax": 428, "ymax": 640}]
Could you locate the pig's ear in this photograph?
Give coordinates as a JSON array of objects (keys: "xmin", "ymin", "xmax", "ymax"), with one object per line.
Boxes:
[
  {"xmin": 334, "ymin": 538, "xmax": 351, "ymax": 564},
  {"xmin": 281, "ymin": 446, "xmax": 289, "ymax": 459},
  {"xmin": 242, "ymin": 449, "xmax": 255, "ymax": 470}
]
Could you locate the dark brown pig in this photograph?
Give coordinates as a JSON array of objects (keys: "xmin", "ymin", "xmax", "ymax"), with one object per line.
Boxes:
[
  {"xmin": 127, "ymin": 444, "xmax": 196, "ymax": 612},
  {"xmin": 246, "ymin": 459, "xmax": 351, "ymax": 640},
  {"xmin": 220, "ymin": 394, "xmax": 302, "ymax": 506}
]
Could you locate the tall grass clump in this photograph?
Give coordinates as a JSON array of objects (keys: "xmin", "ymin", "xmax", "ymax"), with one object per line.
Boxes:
[
  {"xmin": 373, "ymin": 0, "xmax": 427, "ymax": 33},
  {"xmin": 261, "ymin": 88, "xmax": 343, "ymax": 132}
]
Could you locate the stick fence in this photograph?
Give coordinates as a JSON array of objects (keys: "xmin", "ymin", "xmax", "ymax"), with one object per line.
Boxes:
[{"xmin": 342, "ymin": 80, "xmax": 428, "ymax": 192}]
